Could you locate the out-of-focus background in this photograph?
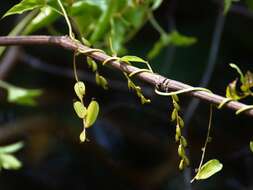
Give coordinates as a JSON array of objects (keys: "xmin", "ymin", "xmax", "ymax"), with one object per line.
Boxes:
[{"xmin": 0, "ymin": 0, "xmax": 253, "ymax": 190}]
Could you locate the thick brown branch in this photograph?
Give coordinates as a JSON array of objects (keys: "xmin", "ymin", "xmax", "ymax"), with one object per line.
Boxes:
[{"xmin": 0, "ymin": 35, "xmax": 253, "ymax": 117}]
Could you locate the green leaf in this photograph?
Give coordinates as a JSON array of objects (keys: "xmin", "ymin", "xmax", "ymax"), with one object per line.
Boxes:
[
  {"xmin": 229, "ymin": 63, "xmax": 244, "ymax": 84},
  {"xmin": 85, "ymin": 100, "xmax": 99, "ymax": 128},
  {"xmin": 24, "ymin": 6, "xmax": 60, "ymax": 34},
  {"xmin": 250, "ymin": 141, "xmax": 253, "ymax": 153},
  {"xmin": 120, "ymin": 55, "xmax": 148, "ymax": 64},
  {"xmin": 148, "ymin": 31, "xmax": 197, "ymax": 59},
  {"xmin": 0, "ymin": 154, "xmax": 22, "ymax": 170},
  {"xmin": 225, "ymin": 80, "xmax": 242, "ymax": 100},
  {"xmin": 241, "ymin": 71, "xmax": 253, "ymax": 92},
  {"xmin": 224, "ymin": 0, "xmax": 239, "ymax": 15},
  {"xmin": 152, "ymin": 0, "xmax": 163, "ymax": 10},
  {"xmin": 73, "ymin": 101, "xmax": 87, "ymax": 119},
  {"xmin": 7, "ymin": 86, "xmax": 42, "ymax": 106},
  {"xmin": 0, "ymin": 142, "xmax": 24, "ymax": 154},
  {"xmin": 195, "ymin": 159, "xmax": 223, "ymax": 180},
  {"xmin": 3, "ymin": 0, "xmax": 45, "ymax": 18}
]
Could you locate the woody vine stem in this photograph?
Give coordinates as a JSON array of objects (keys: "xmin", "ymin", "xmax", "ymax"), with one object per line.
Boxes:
[{"xmin": 0, "ymin": 35, "xmax": 253, "ymax": 117}]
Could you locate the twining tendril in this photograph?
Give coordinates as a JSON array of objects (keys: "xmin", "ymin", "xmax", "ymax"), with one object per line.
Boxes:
[
  {"xmin": 155, "ymin": 87, "xmax": 212, "ymax": 97},
  {"xmin": 79, "ymin": 48, "xmax": 105, "ymax": 55},
  {"xmin": 102, "ymin": 56, "xmax": 120, "ymax": 65},
  {"xmin": 129, "ymin": 69, "xmax": 153, "ymax": 77},
  {"xmin": 236, "ymin": 105, "xmax": 253, "ymax": 115}
]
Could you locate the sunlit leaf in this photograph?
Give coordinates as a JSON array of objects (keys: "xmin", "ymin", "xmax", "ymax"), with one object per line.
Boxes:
[
  {"xmin": 225, "ymin": 80, "xmax": 242, "ymax": 100},
  {"xmin": 148, "ymin": 31, "xmax": 197, "ymax": 59},
  {"xmin": 3, "ymin": 0, "xmax": 45, "ymax": 18},
  {"xmin": 24, "ymin": 6, "xmax": 59, "ymax": 34},
  {"xmin": 7, "ymin": 86, "xmax": 42, "ymax": 106},
  {"xmin": 195, "ymin": 159, "xmax": 223, "ymax": 180},
  {"xmin": 73, "ymin": 101, "xmax": 87, "ymax": 119},
  {"xmin": 85, "ymin": 100, "xmax": 99, "ymax": 128},
  {"xmin": 229, "ymin": 63, "xmax": 244, "ymax": 84},
  {"xmin": 152, "ymin": 0, "xmax": 163, "ymax": 10},
  {"xmin": 120, "ymin": 55, "xmax": 148, "ymax": 64},
  {"xmin": 0, "ymin": 142, "xmax": 24, "ymax": 154},
  {"xmin": 0, "ymin": 154, "xmax": 22, "ymax": 170}
]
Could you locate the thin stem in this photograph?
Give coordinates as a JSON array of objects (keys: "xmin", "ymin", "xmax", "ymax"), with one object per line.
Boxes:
[
  {"xmin": 191, "ymin": 105, "xmax": 213, "ymax": 183},
  {"xmin": 57, "ymin": 0, "xmax": 75, "ymax": 39},
  {"xmin": 73, "ymin": 52, "xmax": 78, "ymax": 82},
  {"xmin": 149, "ymin": 12, "xmax": 166, "ymax": 35},
  {"xmin": 0, "ymin": 35, "xmax": 253, "ymax": 117}
]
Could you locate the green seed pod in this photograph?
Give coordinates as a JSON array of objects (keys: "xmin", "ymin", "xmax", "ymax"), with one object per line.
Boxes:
[
  {"xmin": 171, "ymin": 109, "xmax": 177, "ymax": 122},
  {"xmin": 87, "ymin": 57, "xmax": 97, "ymax": 72},
  {"xmin": 184, "ymin": 156, "xmax": 190, "ymax": 166},
  {"xmin": 176, "ymin": 124, "xmax": 181, "ymax": 137},
  {"xmin": 73, "ymin": 101, "xmax": 87, "ymax": 118},
  {"xmin": 172, "ymin": 94, "xmax": 179, "ymax": 102},
  {"xmin": 173, "ymin": 101, "xmax": 180, "ymax": 111},
  {"xmin": 178, "ymin": 116, "xmax": 184, "ymax": 128},
  {"xmin": 178, "ymin": 144, "xmax": 185, "ymax": 158},
  {"xmin": 74, "ymin": 81, "xmax": 86, "ymax": 101},
  {"xmin": 85, "ymin": 100, "xmax": 99, "ymax": 128},
  {"xmin": 175, "ymin": 133, "xmax": 180, "ymax": 142},
  {"xmin": 179, "ymin": 159, "xmax": 185, "ymax": 170},
  {"xmin": 79, "ymin": 129, "xmax": 86, "ymax": 142},
  {"xmin": 180, "ymin": 136, "xmax": 188, "ymax": 147}
]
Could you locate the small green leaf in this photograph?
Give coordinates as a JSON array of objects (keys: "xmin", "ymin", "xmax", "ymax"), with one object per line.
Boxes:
[
  {"xmin": 225, "ymin": 80, "xmax": 242, "ymax": 100},
  {"xmin": 0, "ymin": 154, "xmax": 22, "ymax": 170},
  {"xmin": 74, "ymin": 81, "xmax": 86, "ymax": 101},
  {"xmin": 148, "ymin": 31, "xmax": 197, "ymax": 59},
  {"xmin": 120, "ymin": 55, "xmax": 148, "ymax": 64},
  {"xmin": 152, "ymin": 0, "xmax": 163, "ymax": 10},
  {"xmin": 250, "ymin": 141, "xmax": 253, "ymax": 153},
  {"xmin": 229, "ymin": 63, "xmax": 244, "ymax": 84},
  {"xmin": 85, "ymin": 100, "xmax": 99, "ymax": 128},
  {"xmin": 0, "ymin": 142, "xmax": 24, "ymax": 154},
  {"xmin": 73, "ymin": 101, "xmax": 87, "ymax": 119},
  {"xmin": 195, "ymin": 159, "xmax": 223, "ymax": 180},
  {"xmin": 3, "ymin": 0, "xmax": 45, "ymax": 18},
  {"xmin": 8, "ymin": 86, "xmax": 42, "ymax": 106}
]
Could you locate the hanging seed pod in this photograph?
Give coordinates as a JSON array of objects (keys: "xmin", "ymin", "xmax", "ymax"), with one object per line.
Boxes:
[
  {"xmin": 176, "ymin": 124, "xmax": 181, "ymax": 137},
  {"xmin": 172, "ymin": 94, "xmax": 179, "ymax": 102},
  {"xmin": 179, "ymin": 159, "xmax": 185, "ymax": 170},
  {"xmin": 173, "ymin": 101, "xmax": 180, "ymax": 111},
  {"xmin": 79, "ymin": 129, "xmax": 86, "ymax": 142},
  {"xmin": 178, "ymin": 116, "xmax": 184, "ymax": 128},
  {"xmin": 74, "ymin": 81, "xmax": 86, "ymax": 101},
  {"xmin": 175, "ymin": 133, "xmax": 180, "ymax": 142},
  {"xmin": 87, "ymin": 57, "xmax": 97, "ymax": 72},
  {"xmin": 180, "ymin": 136, "xmax": 188, "ymax": 147},
  {"xmin": 184, "ymin": 156, "xmax": 190, "ymax": 166},
  {"xmin": 85, "ymin": 100, "xmax": 99, "ymax": 128},
  {"xmin": 171, "ymin": 109, "xmax": 177, "ymax": 121},
  {"xmin": 73, "ymin": 101, "xmax": 87, "ymax": 118},
  {"xmin": 178, "ymin": 144, "xmax": 185, "ymax": 158}
]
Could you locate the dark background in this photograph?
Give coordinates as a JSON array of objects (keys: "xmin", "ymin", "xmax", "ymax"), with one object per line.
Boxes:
[{"xmin": 0, "ymin": 0, "xmax": 252, "ymax": 190}]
